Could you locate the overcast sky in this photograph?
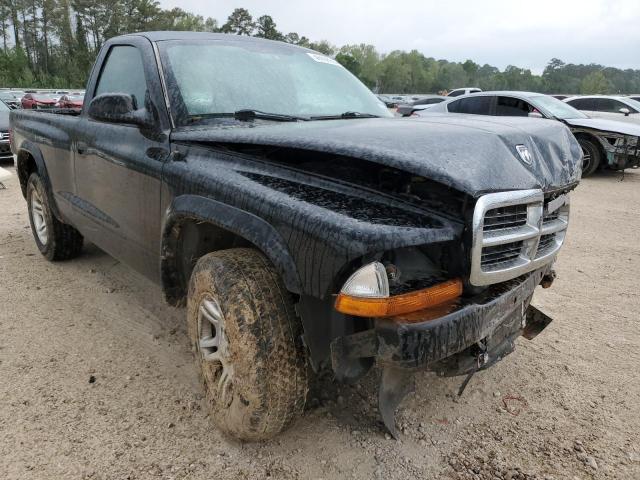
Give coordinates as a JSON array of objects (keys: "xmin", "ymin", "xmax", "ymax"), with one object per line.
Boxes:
[{"xmin": 157, "ymin": 0, "xmax": 640, "ymax": 74}]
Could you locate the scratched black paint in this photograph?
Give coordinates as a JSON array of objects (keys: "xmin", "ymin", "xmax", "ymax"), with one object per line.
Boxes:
[{"xmin": 10, "ymin": 32, "xmax": 581, "ymax": 375}]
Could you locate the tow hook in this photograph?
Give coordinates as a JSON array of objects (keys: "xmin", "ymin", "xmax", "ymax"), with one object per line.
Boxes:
[{"xmin": 540, "ymin": 270, "xmax": 556, "ymax": 288}]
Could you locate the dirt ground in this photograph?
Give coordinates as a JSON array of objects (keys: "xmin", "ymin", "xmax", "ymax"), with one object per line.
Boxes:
[{"xmin": 1, "ymin": 164, "xmax": 639, "ymax": 480}]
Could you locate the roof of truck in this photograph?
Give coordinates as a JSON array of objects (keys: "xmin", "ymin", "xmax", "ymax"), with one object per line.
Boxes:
[{"xmin": 118, "ymin": 31, "xmax": 291, "ymax": 44}]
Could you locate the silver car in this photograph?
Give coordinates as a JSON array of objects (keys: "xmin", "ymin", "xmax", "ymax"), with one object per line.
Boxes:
[
  {"xmin": 564, "ymin": 95, "xmax": 640, "ymax": 125},
  {"xmin": 416, "ymin": 91, "xmax": 640, "ymax": 176}
]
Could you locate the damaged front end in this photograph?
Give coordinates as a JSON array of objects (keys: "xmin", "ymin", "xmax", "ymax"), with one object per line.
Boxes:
[
  {"xmin": 331, "ymin": 269, "xmax": 554, "ymax": 437},
  {"xmin": 569, "ymin": 123, "xmax": 640, "ymax": 170},
  {"xmin": 597, "ymin": 132, "xmax": 640, "ymax": 170},
  {"xmin": 326, "ymin": 187, "xmax": 571, "ymax": 437}
]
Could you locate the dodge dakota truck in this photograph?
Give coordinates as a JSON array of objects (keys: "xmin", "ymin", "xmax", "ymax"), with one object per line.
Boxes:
[{"xmin": 10, "ymin": 32, "xmax": 582, "ymax": 441}]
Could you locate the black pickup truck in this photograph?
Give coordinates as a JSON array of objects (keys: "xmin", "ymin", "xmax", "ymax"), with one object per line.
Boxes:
[{"xmin": 10, "ymin": 32, "xmax": 582, "ymax": 441}]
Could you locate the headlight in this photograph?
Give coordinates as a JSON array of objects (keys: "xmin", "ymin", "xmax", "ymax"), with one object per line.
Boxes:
[
  {"xmin": 335, "ymin": 261, "xmax": 462, "ymax": 318},
  {"xmin": 340, "ymin": 262, "xmax": 389, "ymax": 298}
]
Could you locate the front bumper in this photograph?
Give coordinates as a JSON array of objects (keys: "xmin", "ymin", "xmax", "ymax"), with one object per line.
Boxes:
[{"xmin": 331, "ymin": 267, "xmax": 552, "ymax": 374}]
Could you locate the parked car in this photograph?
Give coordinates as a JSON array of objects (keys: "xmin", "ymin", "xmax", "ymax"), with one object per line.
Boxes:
[
  {"xmin": 11, "ymin": 32, "xmax": 581, "ymax": 441},
  {"xmin": 564, "ymin": 95, "xmax": 640, "ymax": 124},
  {"xmin": 21, "ymin": 93, "xmax": 59, "ymax": 109},
  {"xmin": 0, "ymin": 91, "xmax": 23, "ymax": 109},
  {"xmin": 628, "ymin": 95, "xmax": 640, "ymax": 102},
  {"xmin": 376, "ymin": 94, "xmax": 397, "ymax": 108},
  {"xmin": 0, "ymin": 100, "xmax": 12, "ymax": 161},
  {"xmin": 56, "ymin": 94, "xmax": 84, "ymax": 109},
  {"xmin": 446, "ymin": 87, "xmax": 482, "ymax": 97},
  {"xmin": 396, "ymin": 95, "xmax": 449, "ymax": 116},
  {"xmin": 419, "ymin": 91, "xmax": 640, "ymax": 176}
]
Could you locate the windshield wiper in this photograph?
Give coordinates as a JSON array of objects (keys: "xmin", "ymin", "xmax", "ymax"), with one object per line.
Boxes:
[
  {"xmin": 186, "ymin": 109, "xmax": 308, "ymax": 124},
  {"xmin": 310, "ymin": 111, "xmax": 381, "ymax": 120}
]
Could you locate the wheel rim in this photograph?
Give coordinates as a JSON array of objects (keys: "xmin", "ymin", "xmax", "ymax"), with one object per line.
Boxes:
[
  {"xmin": 581, "ymin": 145, "xmax": 593, "ymax": 172},
  {"xmin": 198, "ymin": 297, "xmax": 234, "ymax": 406},
  {"xmin": 30, "ymin": 190, "xmax": 49, "ymax": 245}
]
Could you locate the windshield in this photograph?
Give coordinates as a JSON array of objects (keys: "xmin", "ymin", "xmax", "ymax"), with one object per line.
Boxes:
[
  {"xmin": 623, "ymin": 97, "xmax": 640, "ymax": 111},
  {"xmin": 158, "ymin": 39, "xmax": 390, "ymax": 125},
  {"xmin": 530, "ymin": 95, "xmax": 588, "ymax": 120}
]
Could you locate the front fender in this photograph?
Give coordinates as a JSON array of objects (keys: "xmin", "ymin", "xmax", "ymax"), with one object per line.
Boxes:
[{"xmin": 161, "ymin": 194, "xmax": 303, "ymax": 301}]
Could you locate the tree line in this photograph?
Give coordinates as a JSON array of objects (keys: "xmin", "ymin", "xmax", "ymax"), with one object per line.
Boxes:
[{"xmin": 1, "ymin": 2, "xmax": 639, "ymax": 95}]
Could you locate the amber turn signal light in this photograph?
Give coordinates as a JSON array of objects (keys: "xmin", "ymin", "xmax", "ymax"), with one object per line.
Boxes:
[{"xmin": 334, "ymin": 278, "xmax": 463, "ymax": 317}]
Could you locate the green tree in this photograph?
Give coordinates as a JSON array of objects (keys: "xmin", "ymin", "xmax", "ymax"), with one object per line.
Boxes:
[
  {"xmin": 308, "ymin": 40, "xmax": 334, "ymax": 55},
  {"xmin": 284, "ymin": 32, "xmax": 299, "ymax": 44},
  {"xmin": 221, "ymin": 7, "xmax": 254, "ymax": 35},
  {"xmin": 580, "ymin": 71, "xmax": 612, "ymax": 94},
  {"xmin": 462, "ymin": 59, "xmax": 479, "ymax": 85},
  {"xmin": 434, "ymin": 62, "xmax": 468, "ymax": 92},
  {"xmin": 255, "ymin": 15, "xmax": 282, "ymax": 40},
  {"xmin": 338, "ymin": 44, "xmax": 380, "ymax": 88},
  {"xmin": 335, "ymin": 52, "xmax": 361, "ymax": 77}
]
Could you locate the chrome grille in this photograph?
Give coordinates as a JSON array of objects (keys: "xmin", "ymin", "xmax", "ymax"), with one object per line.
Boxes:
[
  {"xmin": 470, "ymin": 189, "xmax": 570, "ymax": 286},
  {"xmin": 483, "ymin": 204, "xmax": 528, "ymax": 231},
  {"xmin": 481, "ymin": 240, "xmax": 524, "ymax": 270}
]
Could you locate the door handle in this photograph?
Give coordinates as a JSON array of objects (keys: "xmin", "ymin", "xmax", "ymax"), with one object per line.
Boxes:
[{"xmin": 76, "ymin": 142, "xmax": 88, "ymax": 155}]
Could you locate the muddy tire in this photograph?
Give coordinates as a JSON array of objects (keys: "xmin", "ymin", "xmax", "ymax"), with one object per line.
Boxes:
[
  {"xmin": 187, "ymin": 248, "xmax": 308, "ymax": 441},
  {"xmin": 27, "ymin": 173, "xmax": 83, "ymax": 261},
  {"xmin": 578, "ymin": 138, "xmax": 601, "ymax": 177}
]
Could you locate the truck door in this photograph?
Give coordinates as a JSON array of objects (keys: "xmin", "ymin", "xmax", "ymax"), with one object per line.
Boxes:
[{"xmin": 72, "ymin": 39, "xmax": 171, "ymax": 282}]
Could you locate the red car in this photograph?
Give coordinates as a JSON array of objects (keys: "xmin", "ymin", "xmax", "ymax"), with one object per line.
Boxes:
[
  {"xmin": 21, "ymin": 93, "xmax": 59, "ymax": 109},
  {"xmin": 57, "ymin": 94, "xmax": 84, "ymax": 109}
]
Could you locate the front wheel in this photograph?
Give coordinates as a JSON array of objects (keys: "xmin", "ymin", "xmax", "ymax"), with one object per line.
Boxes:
[
  {"xmin": 187, "ymin": 248, "xmax": 308, "ymax": 441},
  {"xmin": 27, "ymin": 173, "xmax": 83, "ymax": 261},
  {"xmin": 578, "ymin": 138, "xmax": 601, "ymax": 177}
]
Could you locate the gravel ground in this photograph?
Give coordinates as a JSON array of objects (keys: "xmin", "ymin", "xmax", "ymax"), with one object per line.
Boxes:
[{"xmin": 1, "ymin": 164, "xmax": 639, "ymax": 480}]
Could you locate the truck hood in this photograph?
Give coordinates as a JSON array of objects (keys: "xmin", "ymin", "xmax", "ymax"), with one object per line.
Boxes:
[
  {"xmin": 564, "ymin": 117, "xmax": 640, "ymax": 137},
  {"xmin": 172, "ymin": 115, "xmax": 582, "ymax": 198}
]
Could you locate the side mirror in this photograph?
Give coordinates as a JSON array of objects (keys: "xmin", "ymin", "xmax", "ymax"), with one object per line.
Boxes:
[
  {"xmin": 528, "ymin": 111, "xmax": 544, "ymax": 119},
  {"xmin": 88, "ymin": 93, "xmax": 154, "ymax": 128},
  {"xmin": 619, "ymin": 107, "xmax": 630, "ymax": 116}
]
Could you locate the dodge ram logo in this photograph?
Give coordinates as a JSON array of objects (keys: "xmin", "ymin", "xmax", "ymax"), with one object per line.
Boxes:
[{"xmin": 516, "ymin": 145, "xmax": 532, "ymax": 165}]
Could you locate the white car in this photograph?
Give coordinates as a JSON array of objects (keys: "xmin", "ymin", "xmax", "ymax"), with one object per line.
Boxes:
[
  {"xmin": 564, "ymin": 95, "xmax": 640, "ymax": 125},
  {"xmin": 447, "ymin": 87, "xmax": 482, "ymax": 97}
]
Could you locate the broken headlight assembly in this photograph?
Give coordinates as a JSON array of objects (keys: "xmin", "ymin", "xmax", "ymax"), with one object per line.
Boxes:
[{"xmin": 334, "ymin": 261, "xmax": 462, "ymax": 318}]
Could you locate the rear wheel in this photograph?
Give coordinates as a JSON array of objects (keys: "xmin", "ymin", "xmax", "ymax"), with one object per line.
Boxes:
[
  {"xmin": 187, "ymin": 248, "xmax": 308, "ymax": 441},
  {"xmin": 578, "ymin": 138, "xmax": 601, "ymax": 177},
  {"xmin": 27, "ymin": 173, "xmax": 83, "ymax": 261}
]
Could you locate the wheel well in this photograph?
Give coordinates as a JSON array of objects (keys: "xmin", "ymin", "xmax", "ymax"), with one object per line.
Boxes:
[
  {"xmin": 573, "ymin": 132, "xmax": 606, "ymax": 160},
  {"xmin": 16, "ymin": 150, "xmax": 37, "ymax": 197},
  {"xmin": 161, "ymin": 218, "xmax": 255, "ymax": 306}
]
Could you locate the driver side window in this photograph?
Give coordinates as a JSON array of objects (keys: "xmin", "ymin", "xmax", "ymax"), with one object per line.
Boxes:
[
  {"xmin": 495, "ymin": 96, "xmax": 532, "ymax": 116},
  {"xmin": 95, "ymin": 46, "xmax": 148, "ymax": 109},
  {"xmin": 447, "ymin": 96, "xmax": 492, "ymax": 114},
  {"xmin": 592, "ymin": 98, "xmax": 631, "ymax": 113}
]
